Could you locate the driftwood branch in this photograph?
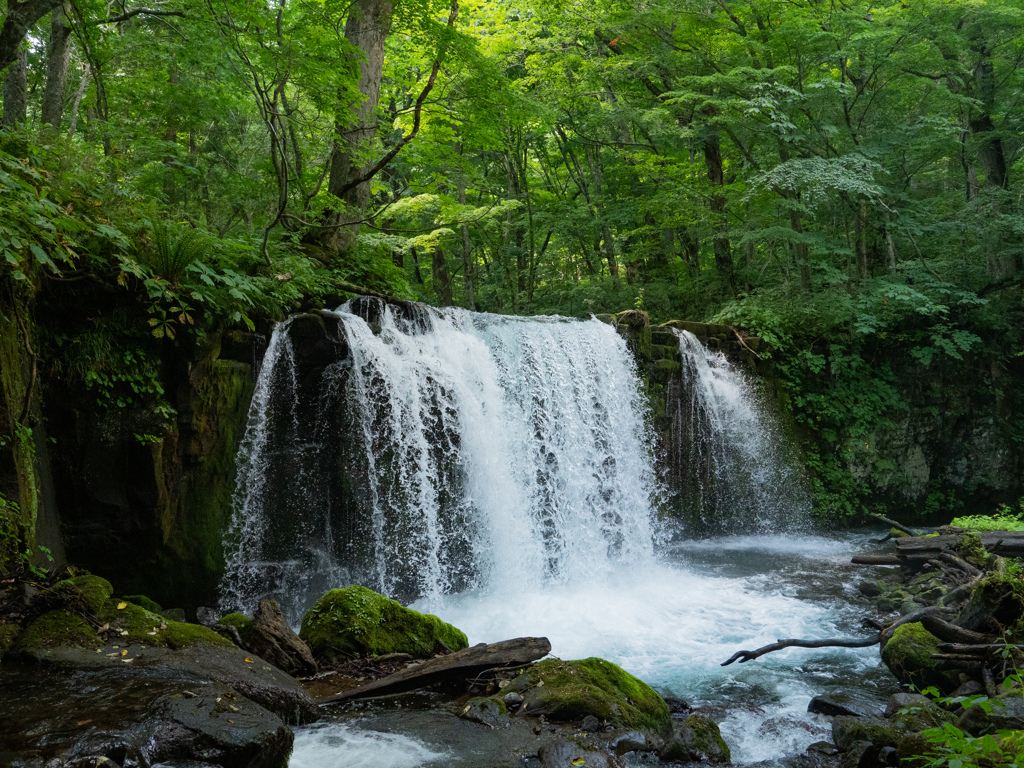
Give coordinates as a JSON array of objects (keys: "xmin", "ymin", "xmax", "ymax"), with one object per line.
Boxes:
[
  {"xmin": 868, "ymin": 513, "xmax": 921, "ymax": 537},
  {"xmin": 852, "ymin": 555, "xmax": 903, "ymax": 566},
  {"xmin": 920, "ymin": 615, "xmax": 990, "ymax": 645},
  {"xmin": 721, "ymin": 635, "xmax": 880, "ymax": 666},
  {"xmin": 938, "ymin": 552, "xmax": 983, "ymax": 579}
]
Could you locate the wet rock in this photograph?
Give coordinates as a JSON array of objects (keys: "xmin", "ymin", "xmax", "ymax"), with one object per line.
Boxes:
[
  {"xmin": 832, "ymin": 716, "xmax": 904, "ymax": 751},
  {"xmin": 0, "ymin": 662, "xmax": 294, "ymax": 768},
  {"xmin": 580, "ymin": 715, "xmax": 601, "ymax": 732},
  {"xmin": 460, "ymin": 697, "xmax": 508, "ymax": 729},
  {"xmin": 884, "ymin": 693, "xmax": 954, "ymax": 731},
  {"xmin": 299, "ymin": 585, "xmax": 468, "ymax": 660},
  {"xmin": 858, "ymin": 581, "xmax": 883, "ymax": 598},
  {"xmin": 660, "ymin": 713, "xmax": 730, "ymax": 765},
  {"xmin": 807, "ymin": 741, "xmax": 839, "ymax": 755},
  {"xmin": 503, "ymin": 691, "xmax": 524, "ymax": 708},
  {"xmin": 878, "ymin": 746, "xmax": 897, "ymax": 765},
  {"xmin": 537, "ymin": 739, "xmax": 621, "ymax": 768},
  {"xmin": 949, "ymin": 680, "xmax": 984, "ymax": 698},
  {"xmin": 809, "ymin": 693, "xmax": 878, "ymax": 718},
  {"xmin": 880, "ymin": 622, "xmax": 959, "ymax": 694},
  {"xmin": 664, "ymin": 696, "xmax": 690, "ymax": 714},
  {"xmin": 505, "ymin": 657, "xmax": 671, "ymax": 737},
  {"xmin": 894, "ymin": 732, "xmax": 931, "ymax": 767},
  {"xmin": 608, "ymin": 730, "xmax": 650, "ymax": 756},
  {"xmin": 958, "ymin": 690, "xmax": 1024, "ymax": 734},
  {"xmin": 840, "ymin": 741, "xmax": 873, "ymax": 768},
  {"xmin": 248, "ymin": 600, "xmax": 317, "ymax": 678}
]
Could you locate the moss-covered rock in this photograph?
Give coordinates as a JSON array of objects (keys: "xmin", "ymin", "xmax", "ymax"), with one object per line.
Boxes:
[
  {"xmin": 95, "ymin": 600, "xmax": 231, "ymax": 650},
  {"xmin": 11, "ymin": 611, "xmax": 98, "ymax": 654},
  {"xmin": 886, "ymin": 693, "xmax": 956, "ymax": 731},
  {"xmin": 953, "ymin": 532, "xmax": 992, "ymax": 569},
  {"xmin": 505, "ymin": 657, "xmax": 671, "ymax": 736},
  {"xmin": 67, "ymin": 574, "xmax": 113, "ymax": 613},
  {"xmin": 122, "ymin": 594, "xmax": 163, "ymax": 614},
  {"xmin": 460, "ymin": 697, "xmax": 508, "ymax": 728},
  {"xmin": 13, "ymin": 599, "xmax": 230, "ymax": 658},
  {"xmin": 661, "ymin": 713, "xmax": 731, "ymax": 764},
  {"xmin": 299, "ymin": 585, "xmax": 468, "ymax": 659},
  {"xmin": 881, "ymin": 622, "xmax": 959, "ymax": 693},
  {"xmin": 0, "ymin": 621, "xmax": 23, "ymax": 661},
  {"xmin": 832, "ymin": 716, "xmax": 904, "ymax": 751}
]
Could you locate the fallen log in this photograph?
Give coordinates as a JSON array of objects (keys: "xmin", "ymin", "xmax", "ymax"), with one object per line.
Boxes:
[
  {"xmin": 895, "ymin": 532, "xmax": 1024, "ymax": 558},
  {"xmin": 317, "ymin": 637, "xmax": 551, "ymax": 704},
  {"xmin": 721, "ymin": 635, "xmax": 880, "ymax": 667},
  {"xmin": 920, "ymin": 615, "xmax": 990, "ymax": 645},
  {"xmin": 868, "ymin": 513, "xmax": 921, "ymax": 537},
  {"xmin": 851, "ymin": 555, "xmax": 903, "ymax": 566},
  {"xmin": 938, "ymin": 553, "xmax": 983, "ymax": 579}
]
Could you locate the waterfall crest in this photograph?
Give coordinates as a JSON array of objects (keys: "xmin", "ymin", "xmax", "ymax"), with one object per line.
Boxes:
[
  {"xmin": 671, "ymin": 330, "xmax": 809, "ymax": 532},
  {"xmin": 220, "ymin": 305, "xmax": 661, "ymax": 620}
]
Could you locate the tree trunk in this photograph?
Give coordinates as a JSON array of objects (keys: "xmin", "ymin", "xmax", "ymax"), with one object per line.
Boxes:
[
  {"xmin": 458, "ymin": 180, "xmax": 475, "ymax": 310},
  {"xmin": 2, "ymin": 48, "xmax": 27, "ymax": 128},
  {"xmin": 0, "ymin": 0, "xmax": 63, "ymax": 74},
  {"xmin": 431, "ymin": 246, "xmax": 452, "ymax": 307},
  {"xmin": 65, "ymin": 62, "xmax": 89, "ymax": 136},
  {"xmin": 703, "ymin": 130, "xmax": 735, "ymax": 292},
  {"xmin": 324, "ymin": 0, "xmax": 395, "ymax": 253},
  {"xmin": 969, "ymin": 54, "xmax": 1008, "ymax": 190},
  {"xmin": 40, "ymin": 3, "xmax": 71, "ymax": 128}
]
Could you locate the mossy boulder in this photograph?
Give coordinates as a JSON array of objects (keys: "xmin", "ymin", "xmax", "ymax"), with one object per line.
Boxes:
[
  {"xmin": 885, "ymin": 693, "xmax": 956, "ymax": 731},
  {"xmin": 299, "ymin": 585, "xmax": 468, "ymax": 659},
  {"xmin": 13, "ymin": 599, "xmax": 230, "ymax": 658},
  {"xmin": 953, "ymin": 532, "xmax": 992, "ymax": 569},
  {"xmin": 122, "ymin": 594, "xmax": 163, "ymax": 614},
  {"xmin": 661, "ymin": 713, "xmax": 731, "ymax": 764},
  {"xmin": 504, "ymin": 657, "xmax": 671, "ymax": 736},
  {"xmin": 881, "ymin": 622, "xmax": 959, "ymax": 693},
  {"xmin": 832, "ymin": 716, "xmax": 904, "ymax": 751},
  {"xmin": 67, "ymin": 574, "xmax": 113, "ymax": 613}
]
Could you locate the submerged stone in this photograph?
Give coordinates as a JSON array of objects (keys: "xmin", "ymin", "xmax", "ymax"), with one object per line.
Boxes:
[
  {"xmin": 505, "ymin": 657, "xmax": 671, "ymax": 736},
  {"xmin": 299, "ymin": 585, "xmax": 468, "ymax": 660}
]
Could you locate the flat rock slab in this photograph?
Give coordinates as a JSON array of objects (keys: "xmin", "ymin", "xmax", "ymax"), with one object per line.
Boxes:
[{"xmin": 318, "ymin": 636, "xmax": 551, "ymax": 704}]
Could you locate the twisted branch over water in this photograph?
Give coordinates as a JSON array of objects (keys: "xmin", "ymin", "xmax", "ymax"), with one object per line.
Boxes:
[{"xmin": 720, "ymin": 635, "xmax": 881, "ymax": 666}]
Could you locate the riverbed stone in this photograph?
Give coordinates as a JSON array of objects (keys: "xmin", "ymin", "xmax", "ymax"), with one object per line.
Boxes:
[
  {"xmin": 958, "ymin": 690, "xmax": 1024, "ymax": 734},
  {"xmin": 460, "ymin": 697, "xmax": 508, "ymax": 728},
  {"xmin": 660, "ymin": 713, "xmax": 730, "ymax": 764},
  {"xmin": 506, "ymin": 657, "xmax": 672, "ymax": 736},
  {"xmin": 247, "ymin": 599, "xmax": 317, "ymax": 677},
  {"xmin": 299, "ymin": 585, "xmax": 468, "ymax": 660},
  {"xmin": 832, "ymin": 716, "xmax": 903, "ymax": 751},
  {"xmin": 880, "ymin": 622, "xmax": 958, "ymax": 693},
  {"xmin": 537, "ymin": 738, "xmax": 622, "ymax": 768},
  {"xmin": 885, "ymin": 693, "xmax": 955, "ymax": 732}
]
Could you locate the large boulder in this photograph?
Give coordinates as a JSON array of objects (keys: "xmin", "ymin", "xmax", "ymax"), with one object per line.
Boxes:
[
  {"xmin": 299, "ymin": 585, "xmax": 468, "ymax": 660},
  {"xmin": 880, "ymin": 622, "xmax": 960, "ymax": 693},
  {"xmin": 831, "ymin": 716, "xmax": 904, "ymax": 751},
  {"xmin": 504, "ymin": 657, "xmax": 672, "ymax": 737}
]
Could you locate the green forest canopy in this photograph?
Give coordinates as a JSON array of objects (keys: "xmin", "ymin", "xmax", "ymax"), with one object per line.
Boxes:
[{"xmin": 0, "ymin": 0, "xmax": 1022, "ymax": 518}]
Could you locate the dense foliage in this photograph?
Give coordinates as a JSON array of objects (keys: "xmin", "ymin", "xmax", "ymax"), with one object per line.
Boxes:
[{"xmin": 0, "ymin": 0, "xmax": 1022, "ymax": 521}]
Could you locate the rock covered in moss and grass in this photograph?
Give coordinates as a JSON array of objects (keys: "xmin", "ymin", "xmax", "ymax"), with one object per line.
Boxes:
[
  {"xmin": 880, "ymin": 622, "xmax": 959, "ymax": 693},
  {"xmin": 831, "ymin": 716, "xmax": 904, "ymax": 751},
  {"xmin": 660, "ymin": 713, "xmax": 731, "ymax": 764},
  {"xmin": 66, "ymin": 574, "xmax": 113, "ymax": 613},
  {"xmin": 219, "ymin": 611, "xmax": 255, "ymax": 644},
  {"xmin": 299, "ymin": 585, "xmax": 468, "ymax": 660},
  {"xmin": 959, "ymin": 572, "xmax": 1024, "ymax": 636},
  {"xmin": 121, "ymin": 593, "xmax": 162, "ymax": 614},
  {"xmin": 503, "ymin": 657, "xmax": 672, "ymax": 737}
]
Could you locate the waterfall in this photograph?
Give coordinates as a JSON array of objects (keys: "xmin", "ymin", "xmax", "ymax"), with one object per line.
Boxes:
[
  {"xmin": 670, "ymin": 329, "xmax": 809, "ymax": 532},
  {"xmin": 220, "ymin": 304, "xmax": 661, "ymax": 621}
]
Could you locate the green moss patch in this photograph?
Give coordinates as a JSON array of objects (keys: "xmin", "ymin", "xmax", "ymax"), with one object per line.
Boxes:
[
  {"xmin": 95, "ymin": 600, "xmax": 230, "ymax": 650},
  {"xmin": 299, "ymin": 585, "xmax": 468, "ymax": 659},
  {"xmin": 506, "ymin": 657, "xmax": 671, "ymax": 735},
  {"xmin": 881, "ymin": 623, "xmax": 958, "ymax": 693},
  {"xmin": 67, "ymin": 574, "xmax": 113, "ymax": 613},
  {"xmin": 12, "ymin": 611, "xmax": 100, "ymax": 653},
  {"xmin": 122, "ymin": 594, "xmax": 163, "ymax": 614}
]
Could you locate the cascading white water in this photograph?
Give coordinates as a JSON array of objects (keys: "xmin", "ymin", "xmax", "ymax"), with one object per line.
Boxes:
[
  {"xmin": 220, "ymin": 305, "xmax": 661, "ymax": 618},
  {"xmin": 672, "ymin": 329, "xmax": 809, "ymax": 532}
]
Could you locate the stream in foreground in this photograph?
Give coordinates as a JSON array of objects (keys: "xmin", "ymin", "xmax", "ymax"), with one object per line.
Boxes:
[{"xmin": 291, "ymin": 531, "xmax": 899, "ymax": 767}]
